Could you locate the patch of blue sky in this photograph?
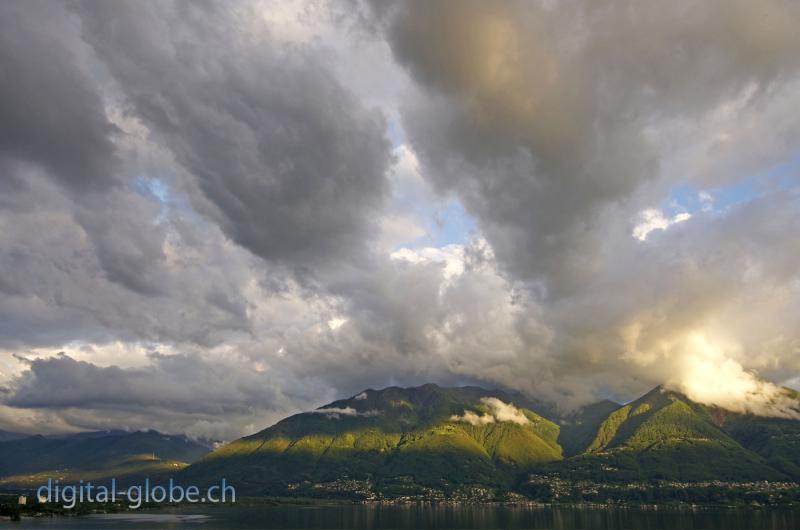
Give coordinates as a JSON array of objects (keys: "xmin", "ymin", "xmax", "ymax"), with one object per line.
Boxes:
[
  {"xmin": 131, "ymin": 176, "xmax": 175, "ymax": 224},
  {"xmin": 386, "ymin": 119, "xmax": 477, "ymax": 249},
  {"xmin": 387, "ymin": 118, "xmax": 406, "ymax": 147},
  {"xmin": 392, "ymin": 195, "xmax": 477, "ymax": 250},
  {"xmin": 664, "ymin": 153, "xmax": 800, "ymax": 216},
  {"xmin": 429, "ymin": 199, "xmax": 477, "ymax": 247},
  {"xmin": 132, "ymin": 176, "xmax": 170, "ymax": 203}
]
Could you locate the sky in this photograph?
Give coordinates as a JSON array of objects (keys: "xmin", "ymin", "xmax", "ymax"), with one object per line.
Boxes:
[{"xmin": 1, "ymin": 0, "xmax": 800, "ymax": 440}]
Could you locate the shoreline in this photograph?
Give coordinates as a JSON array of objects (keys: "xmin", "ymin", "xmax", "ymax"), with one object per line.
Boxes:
[{"xmin": 5, "ymin": 495, "xmax": 800, "ymax": 521}]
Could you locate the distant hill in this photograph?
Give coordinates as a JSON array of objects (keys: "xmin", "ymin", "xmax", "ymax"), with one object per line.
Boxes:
[
  {"xmin": 182, "ymin": 383, "xmax": 800, "ymax": 497},
  {"xmin": 0, "ymin": 430, "xmax": 211, "ymax": 487},
  {"xmin": 0, "ymin": 430, "xmax": 28, "ymax": 443}
]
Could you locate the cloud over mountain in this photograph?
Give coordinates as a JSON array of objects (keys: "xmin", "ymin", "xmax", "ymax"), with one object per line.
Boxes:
[
  {"xmin": 0, "ymin": 0, "xmax": 799, "ymax": 438},
  {"xmin": 369, "ymin": 0, "xmax": 800, "ymax": 411},
  {"xmin": 450, "ymin": 398, "xmax": 531, "ymax": 426}
]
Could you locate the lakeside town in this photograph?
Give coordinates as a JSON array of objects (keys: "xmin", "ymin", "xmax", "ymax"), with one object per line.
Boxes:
[{"xmin": 282, "ymin": 475, "xmax": 800, "ymax": 507}]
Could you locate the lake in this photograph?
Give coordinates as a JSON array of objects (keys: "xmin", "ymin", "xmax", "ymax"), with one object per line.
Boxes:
[{"xmin": 10, "ymin": 504, "xmax": 800, "ymax": 529}]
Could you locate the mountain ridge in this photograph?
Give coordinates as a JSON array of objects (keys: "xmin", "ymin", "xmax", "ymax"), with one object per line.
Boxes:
[
  {"xmin": 181, "ymin": 383, "xmax": 800, "ymax": 497},
  {"xmin": 0, "ymin": 429, "xmax": 211, "ymax": 488},
  {"xmin": 2, "ymin": 383, "xmax": 798, "ymax": 501}
]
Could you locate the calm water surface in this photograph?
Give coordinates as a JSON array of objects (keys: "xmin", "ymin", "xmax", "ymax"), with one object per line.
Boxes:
[{"xmin": 10, "ymin": 504, "xmax": 800, "ymax": 530}]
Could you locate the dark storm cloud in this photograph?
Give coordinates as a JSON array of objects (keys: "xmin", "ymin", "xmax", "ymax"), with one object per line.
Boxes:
[
  {"xmin": 0, "ymin": 0, "xmax": 398, "ymax": 436},
  {"xmin": 3, "ymin": 352, "xmax": 315, "ymax": 438},
  {"xmin": 72, "ymin": 1, "xmax": 392, "ymax": 269},
  {"xmin": 8, "ymin": 353, "xmax": 264, "ymax": 414},
  {"xmin": 0, "ymin": 1, "xmax": 119, "ymax": 192},
  {"xmin": 0, "ymin": 168, "xmax": 256, "ymax": 350},
  {"xmin": 0, "ymin": 0, "xmax": 393, "ymax": 348},
  {"xmin": 2, "ymin": 0, "xmax": 800, "ymax": 435}
]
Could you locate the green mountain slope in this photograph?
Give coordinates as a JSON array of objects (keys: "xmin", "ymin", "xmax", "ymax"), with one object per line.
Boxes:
[
  {"xmin": 186, "ymin": 384, "xmax": 800, "ymax": 497},
  {"xmin": 553, "ymin": 387, "xmax": 786, "ymax": 482},
  {"xmin": 182, "ymin": 384, "xmax": 563, "ymax": 495},
  {"xmin": 0, "ymin": 430, "xmax": 211, "ymax": 487},
  {"xmin": 558, "ymin": 399, "xmax": 620, "ymax": 457},
  {"xmin": 707, "ymin": 388, "xmax": 800, "ymax": 479},
  {"xmin": 6, "ymin": 384, "xmax": 798, "ymax": 498}
]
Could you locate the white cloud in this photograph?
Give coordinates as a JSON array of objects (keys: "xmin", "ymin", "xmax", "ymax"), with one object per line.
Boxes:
[
  {"xmin": 313, "ymin": 406, "xmax": 358, "ymax": 416},
  {"xmin": 665, "ymin": 333, "xmax": 800, "ymax": 419},
  {"xmin": 633, "ymin": 209, "xmax": 692, "ymax": 241},
  {"xmin": 390, "ymin": 245, "xmax": 466, "ymax": 280},
  {"xmin": 450, "ymin": 397, "xmax": 530, "ymax": 426},
  {"xmin": 449, "ymin": 409, "xmax": 496, "ymax": 426},
  {"xmin": 327, "ymin": 317, "xmax": 348, "ymax": 331},
  {"xmin": 312, "ymin": 406, "xmax": 380, "ymax": 419}
]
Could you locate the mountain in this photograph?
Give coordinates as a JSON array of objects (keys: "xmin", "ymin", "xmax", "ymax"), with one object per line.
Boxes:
[
  {"xmin": 0, "ymin": 430, "xmax": 211, "ymax": 487},
  {"xmin": 3, "ymin": 384, "xmax": 799, "ymax": 501},
  {"xmin": 182, "ymin": 384, "xmax": 562, "ymax": 496},
  {"xmin": 557, "ymin": 399, "xmax": 620, "ymax": 457},
  {"xmin": 0, "ymin": 430, "xmax": 28, "ymax": 443},
  {"xmin": 549, "ymin": 386, "xmax": 786, "ymax": 482},
  {"xmin": 183, "ymin": 384, "xmax": 800, "ymax": 498},
  {"xmin": 709, "ymin": 395, "xmax": 800, "ymax": 479}
]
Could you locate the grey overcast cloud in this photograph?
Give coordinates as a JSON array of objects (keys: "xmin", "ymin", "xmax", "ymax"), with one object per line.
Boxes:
[{"xmin": 1, "ymin": 0, "xmax": 800, "ymax": 441}]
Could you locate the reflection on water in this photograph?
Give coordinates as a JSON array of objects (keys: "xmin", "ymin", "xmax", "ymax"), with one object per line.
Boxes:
[
  {"xmin": 11, "ymin": 503, "xmax": 800, "ymax": 529},
  {"xmin": 86, "ymin": 512, "xmax": 211, "ymax": 523}
]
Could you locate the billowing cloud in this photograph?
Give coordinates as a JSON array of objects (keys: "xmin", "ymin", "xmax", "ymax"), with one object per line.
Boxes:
[
  {"xmin": 0, "ymin": 1, "xmax": 119, "ymax": 193},
  {"xmin": 451, "ymin": 397, "xmax": 530, "ymax": 426},
  {"xmin": 1, "ymin": 0, "xmax": 800, "ymax": 439},
  {"xmin": 664, "ymin": 333, "xmax": 800, "ymax": 419},
  {"xmin": 73, "ymin": 1, "xmax": 391, "ymax": 270},
  {"xmin": 374, "ymin": 0, "xmax": 800, "ymax": 291},
  {"xmin": 3, "ymin": 352, "xmax": 318, "ymax": 439},
  {"xmin": 367, "ymin": 0, "xmax": 800, "ymax": 414}
]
